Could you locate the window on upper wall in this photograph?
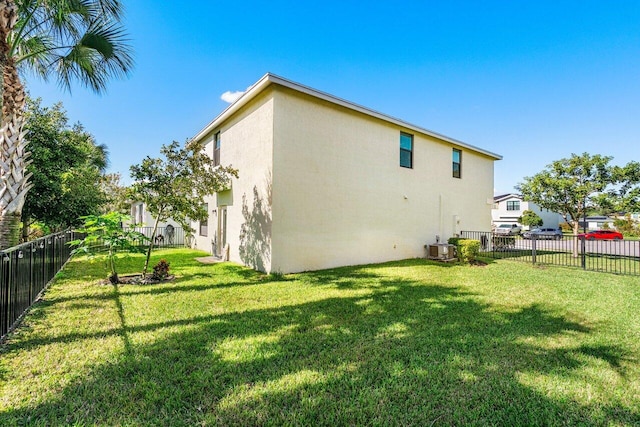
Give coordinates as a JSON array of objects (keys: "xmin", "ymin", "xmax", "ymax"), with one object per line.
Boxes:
[
  {"xmin": 199, "ymin": 203, "xmax": 208, "ymax": 236},
  {"xmin": 506, "ymin": 201, "xmax": 520, "ymax": 211},
  {"xmin": 213, "ymin": 132, "xmax": 221, "ymax": 166},
  {"xmin": 452, "ymin": 148, "xmax": 462, "ymax": 178},
  {"xmin": 400, "ymin": 132, "xmax": 413, "ymax": 168}
]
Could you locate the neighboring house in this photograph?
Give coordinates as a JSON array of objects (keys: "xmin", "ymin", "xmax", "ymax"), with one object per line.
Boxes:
[
  {"xmin": 578, "ymin": 216, "xmax": 616, "ymax": 231},
  {"xmin": 129, "ymin": 202, "xmax": 182, "ymax": 243},
  {"xmin": 190, "ymin": 73, "xmax": 502, "ymax": 273},
  {"xmin": 492, "ymin": 194, "xmax": 564, "ymax": 230}
]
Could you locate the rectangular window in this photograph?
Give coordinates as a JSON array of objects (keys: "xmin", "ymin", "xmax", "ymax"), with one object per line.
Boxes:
[
  {"xmin": 452, "ymin": 148, "xmax": 462, "ymax": 178},
  {"xmin": 506, "ymin": 201, "xmax": 520, "ymax": 211},
  {"xmin": 213, "ymin": 132, "xmax": 221, "ymax": 166},
  {"xmin": 199, "ymin": 203, "xmax": 208, "ymax": 236},
  {"xmin": 400, "ymin": 132, "xmax": 413, "ymax": 168}
]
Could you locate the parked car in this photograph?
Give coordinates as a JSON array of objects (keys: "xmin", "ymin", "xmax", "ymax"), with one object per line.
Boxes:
[
  {"xmin": 494, "ymin": 223, "xmax": 522, "ymax": 235},
  {"xmin": 578, "ymin": 230, "xmax": 623, "ymax": 241},
  {"xmin": 522, "ymin": 227, "xmax": 563, "ymax": 240}
]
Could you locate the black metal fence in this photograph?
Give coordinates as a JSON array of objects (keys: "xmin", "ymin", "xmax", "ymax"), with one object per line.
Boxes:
[
  {"xmin": 0, "ymin": 226, "xmax": 190, "ymax": 341},
  {"xmin": 125, "ymin": 226, "xmax": 188, "ymax": 248},
  {"xmin": 461, "ymin": 231, "xmax": 640, "ymax": 276},
  {"xmin": 0, "ymin": 230, "xmax": 77, "ymax": 341}
]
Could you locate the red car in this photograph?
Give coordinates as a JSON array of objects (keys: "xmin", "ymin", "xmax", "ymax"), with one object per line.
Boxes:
[{"xmin": 579, "ymin": 230, "xmax": 623, "ymax": 240}]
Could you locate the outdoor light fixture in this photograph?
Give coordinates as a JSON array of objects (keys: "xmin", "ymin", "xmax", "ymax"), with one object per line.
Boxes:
[
  {"xmin": 39, "ymin": 242, "xmax": 45, "ymax": 249},
  {"xmin": 3, "ymin": 254, "xmax": 9, "ymax": 262},
  {"xmin": 18, "ymin": 251, "xmax": 23, "ymax": 259}
]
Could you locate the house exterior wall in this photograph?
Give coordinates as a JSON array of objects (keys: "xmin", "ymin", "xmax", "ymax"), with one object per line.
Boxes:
[
  {"xmin": 191, "ymin": 89, "xmax": 275, "ymax": 271},
  {"xmin": 128, "ymin": 202, "xmax": 180, "ymax": 229},
  {"xmin": 270, "ymin": 87, "xmax": 495, "ymax": 273}
]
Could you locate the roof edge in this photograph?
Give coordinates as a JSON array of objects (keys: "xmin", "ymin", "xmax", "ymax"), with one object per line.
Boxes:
[{"xmin": 192, "ymin": 73, "xmax": 503, "ymax": 160}]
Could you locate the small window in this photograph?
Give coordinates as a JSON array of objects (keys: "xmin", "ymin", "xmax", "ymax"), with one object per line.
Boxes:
[
  {"xmin": 213, "ymin": 132, "xmax": 221, "ymax": 166},
  {"xmin": 199, "ymin": 203, "xmax": 208, "ymax": 236},
  {"xmin": 400, "ymin": 132, "xmax": 413, "ymax": 168},
  {"xmin": 506, "ymin": 201, "xmax": 520, "ymax": 211},
  {"xmin": 452, "ymin": 148, "xmax": 462, "ymax": 178}
]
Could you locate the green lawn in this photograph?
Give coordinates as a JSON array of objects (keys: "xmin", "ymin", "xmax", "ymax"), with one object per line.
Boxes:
[{"xmin": 1, "ymin": 249, "xmax": 639, "ymax": 426}]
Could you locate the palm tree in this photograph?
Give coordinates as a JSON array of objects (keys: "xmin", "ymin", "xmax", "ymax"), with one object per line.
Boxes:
[{"xmin": 0, "ymin": 0, "xmax": 132, "ymax": 248}]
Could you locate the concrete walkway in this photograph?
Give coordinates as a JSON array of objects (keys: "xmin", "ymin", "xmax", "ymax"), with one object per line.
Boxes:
[{"xmin": 194, "ymin": 256, "xmax": 224, "ymax": 264}]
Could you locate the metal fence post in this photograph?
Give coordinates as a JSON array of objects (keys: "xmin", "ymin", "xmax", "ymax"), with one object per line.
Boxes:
[{"xmin": 531, "ymin": 236, "xmax": 537, "ymax": 265}]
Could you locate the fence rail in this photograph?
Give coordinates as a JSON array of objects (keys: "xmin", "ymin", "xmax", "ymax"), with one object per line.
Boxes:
[
  {"xmin": 461, "ymin": 231, "xmax": 640, "ymax": 276},
  {"xmin": 1, "ymin": 226, "xmax": 189, "ymax": 342},
  {"xmin": 125, "ymin": 226, "xmax": 188, "ymax": 248},
  {"xmin": 0, "ymin": 230, "xmax": 77, "ymax": 341}
]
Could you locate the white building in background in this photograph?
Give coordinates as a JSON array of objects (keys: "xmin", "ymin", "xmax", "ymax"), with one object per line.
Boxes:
[
  {"xmin": 129, "ymin": 202, "xmax": 182, "ymax": 244},
  {"xmin": 190, "ymin": 73, "xmax": 501, "ymax": 273},
  {"xmin": 492, "ymin": 193, "xmax": 565, "ymax": 230}
]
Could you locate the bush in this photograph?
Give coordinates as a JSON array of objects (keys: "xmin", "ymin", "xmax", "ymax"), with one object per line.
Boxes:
[
  {"xmin": 458, "ymin": 240, "xmax": 481, "ymax": 264},
  {"xmin": 559, "ymin": 222, "xmax": 573, "ymax": 233},
  {"xmin": 448, "ymin": 237, "xmax": 480, "ymax": 264},
  {"xmin": 448, "ymin": 237, "xmax": 466, "ymax": 246},
  {"xmin": 152, "ymin": 259, "xmax": 171, "ymax": 280},
  {"xmin": 614, "ymin": 215, "xmax": 640, "ymax": 237}
]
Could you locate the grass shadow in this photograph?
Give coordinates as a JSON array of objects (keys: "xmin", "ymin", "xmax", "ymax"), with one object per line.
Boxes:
[{"xmin": 2, "ymin": 264, "xmax": 637, "ymax": 425}]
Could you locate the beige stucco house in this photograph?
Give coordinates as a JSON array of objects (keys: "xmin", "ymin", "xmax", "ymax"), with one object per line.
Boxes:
[{"xmin": 190, "ymin": 73, "xmax": 502, "ymax": 273}]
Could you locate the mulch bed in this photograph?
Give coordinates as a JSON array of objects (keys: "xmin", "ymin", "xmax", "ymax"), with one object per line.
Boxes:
[{"xmin": 100, "ymin": 274, "xmax": 176, "ymax": 285}]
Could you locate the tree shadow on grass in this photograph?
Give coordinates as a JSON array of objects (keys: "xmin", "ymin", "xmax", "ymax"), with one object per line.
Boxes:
[{"xmin": 2, "ymin": 275, "xmax": 638, "ymax": 426}]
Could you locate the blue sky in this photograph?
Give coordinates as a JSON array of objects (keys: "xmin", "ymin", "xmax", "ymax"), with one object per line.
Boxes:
[{"xmin": 25, "ymin": 1, "xmax": 640, "ymax": 194}]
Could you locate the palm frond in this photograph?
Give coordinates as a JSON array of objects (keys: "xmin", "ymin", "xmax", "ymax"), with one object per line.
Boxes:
[{"xmin": 11, "ymin": 0, "xmax": 133, "ymax": 94}]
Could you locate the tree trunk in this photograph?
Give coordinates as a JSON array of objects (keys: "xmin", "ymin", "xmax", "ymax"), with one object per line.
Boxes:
[
  {"xmin": 0, "ymin": 1, "xmax": 31, "ymax": 250},
  {"xmin": 0, "ymin": 210, "xmax": 19, "ymax": 249},
  {"xmin": 142, "ymin": 215, "xmax": 161, "ymax": 277},
  {"xmin": 572, "ymin": 221, "xmax": 580, "ymax": 258},
  {"xmin": 0, "ymin": 114, "xmax": 31, "ymax": 249},
  {"xmin": 21, "ymin": 213, "xmax": 28, "ymax": 242}
]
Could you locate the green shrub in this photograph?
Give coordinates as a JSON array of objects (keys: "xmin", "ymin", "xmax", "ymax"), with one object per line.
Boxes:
[
  {"xmin": 448, "ymin": 237, "xmax": 466, "ymax": 246},
  {"xmin": 448, "ymin": 237, "xmax": 480, "ymax": 264},
  {"xmin": 457, "ymin": 239, "xmax": 481, "ymax": 264},
  {"xmin": 559, "ymin": 222, "xmax": 573, "ymax": 233}
]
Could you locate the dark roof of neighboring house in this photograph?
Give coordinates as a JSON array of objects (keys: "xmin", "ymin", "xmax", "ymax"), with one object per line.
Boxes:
[
  {"xmin": 493, "ymin": 193, "xmax": 522, "ymax": 202},
  {"xmin": 192, "ymin": 73, "xmax": 503, "ymax": 160}
]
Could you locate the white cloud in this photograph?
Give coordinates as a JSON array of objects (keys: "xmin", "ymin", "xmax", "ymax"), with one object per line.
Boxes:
[{"xmin": 220, "ymin": 90, "xmax": 246, "ymax": 103}]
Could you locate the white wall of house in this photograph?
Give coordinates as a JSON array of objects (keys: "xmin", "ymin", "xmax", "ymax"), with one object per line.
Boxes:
[
  {"xmin": 492, "ymin": 195, "xmax": 564, "ymax": 230},
  {"xmin": 190, "ymin": 74, "xmax": 499, "ymax": 273},
  {"xmin": 191, "ymin": 89, "xmax": 275, "ymax": 271},
  {"xmin": 129, "ymin": 202, "xmax": 180, "ymax": 229},
  {"xmin": 270, "ymin": 87, "xmax": 495, "ymax": 273}
]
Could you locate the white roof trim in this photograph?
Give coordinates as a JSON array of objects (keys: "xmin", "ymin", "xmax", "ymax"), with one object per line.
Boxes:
[{"xmin": 192, "ymin": 73, "xmax": 503, "ymax": 160}]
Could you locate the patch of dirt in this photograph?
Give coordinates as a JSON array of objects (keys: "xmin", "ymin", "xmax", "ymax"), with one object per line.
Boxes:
[
  {"xmin": 100, "ymin": 274, "xmax": 176, "ymax": 285},
  {"xmin": 469, "ymin": 260, "xmax": 488, "ymax": 267}
]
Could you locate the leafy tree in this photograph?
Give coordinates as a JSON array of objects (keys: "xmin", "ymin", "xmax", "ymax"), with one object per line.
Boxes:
[
  {"xmin": 517, "ymin": 153, "xmax": 623, "ymax": 257},
  {"xmin": 70, "ymin": 212, "xmax": 147, "ymax": 284},
  {"xmin": 518, "ymin": 210, "xmax": 543, "ymax": 229},
  {"xmin": 517, "ymin": 153, "xmax": 615, "ymax": 236},
  {"xmin": 130, "ymin": 140, "xmax": 238, "ymax": 277},
  {"xmin": 0, "ymin": 0, "xmax": 133, "ymax": 248},
  {"xmin": 612, "ymin": 161, "xmax": 640, "ymax": 214},
  {"xmin": 100, "ymin": 172, "xmax": 130, "ymax": 214},
  {"xmin": 21, "ymin": 97, "xmax": 108, "ymax": 240}
]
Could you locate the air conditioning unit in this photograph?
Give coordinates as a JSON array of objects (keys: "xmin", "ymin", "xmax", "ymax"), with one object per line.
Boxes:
[{"xmin": 427, "ymin": 244, "xmax": 456, "ymax": 261}]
